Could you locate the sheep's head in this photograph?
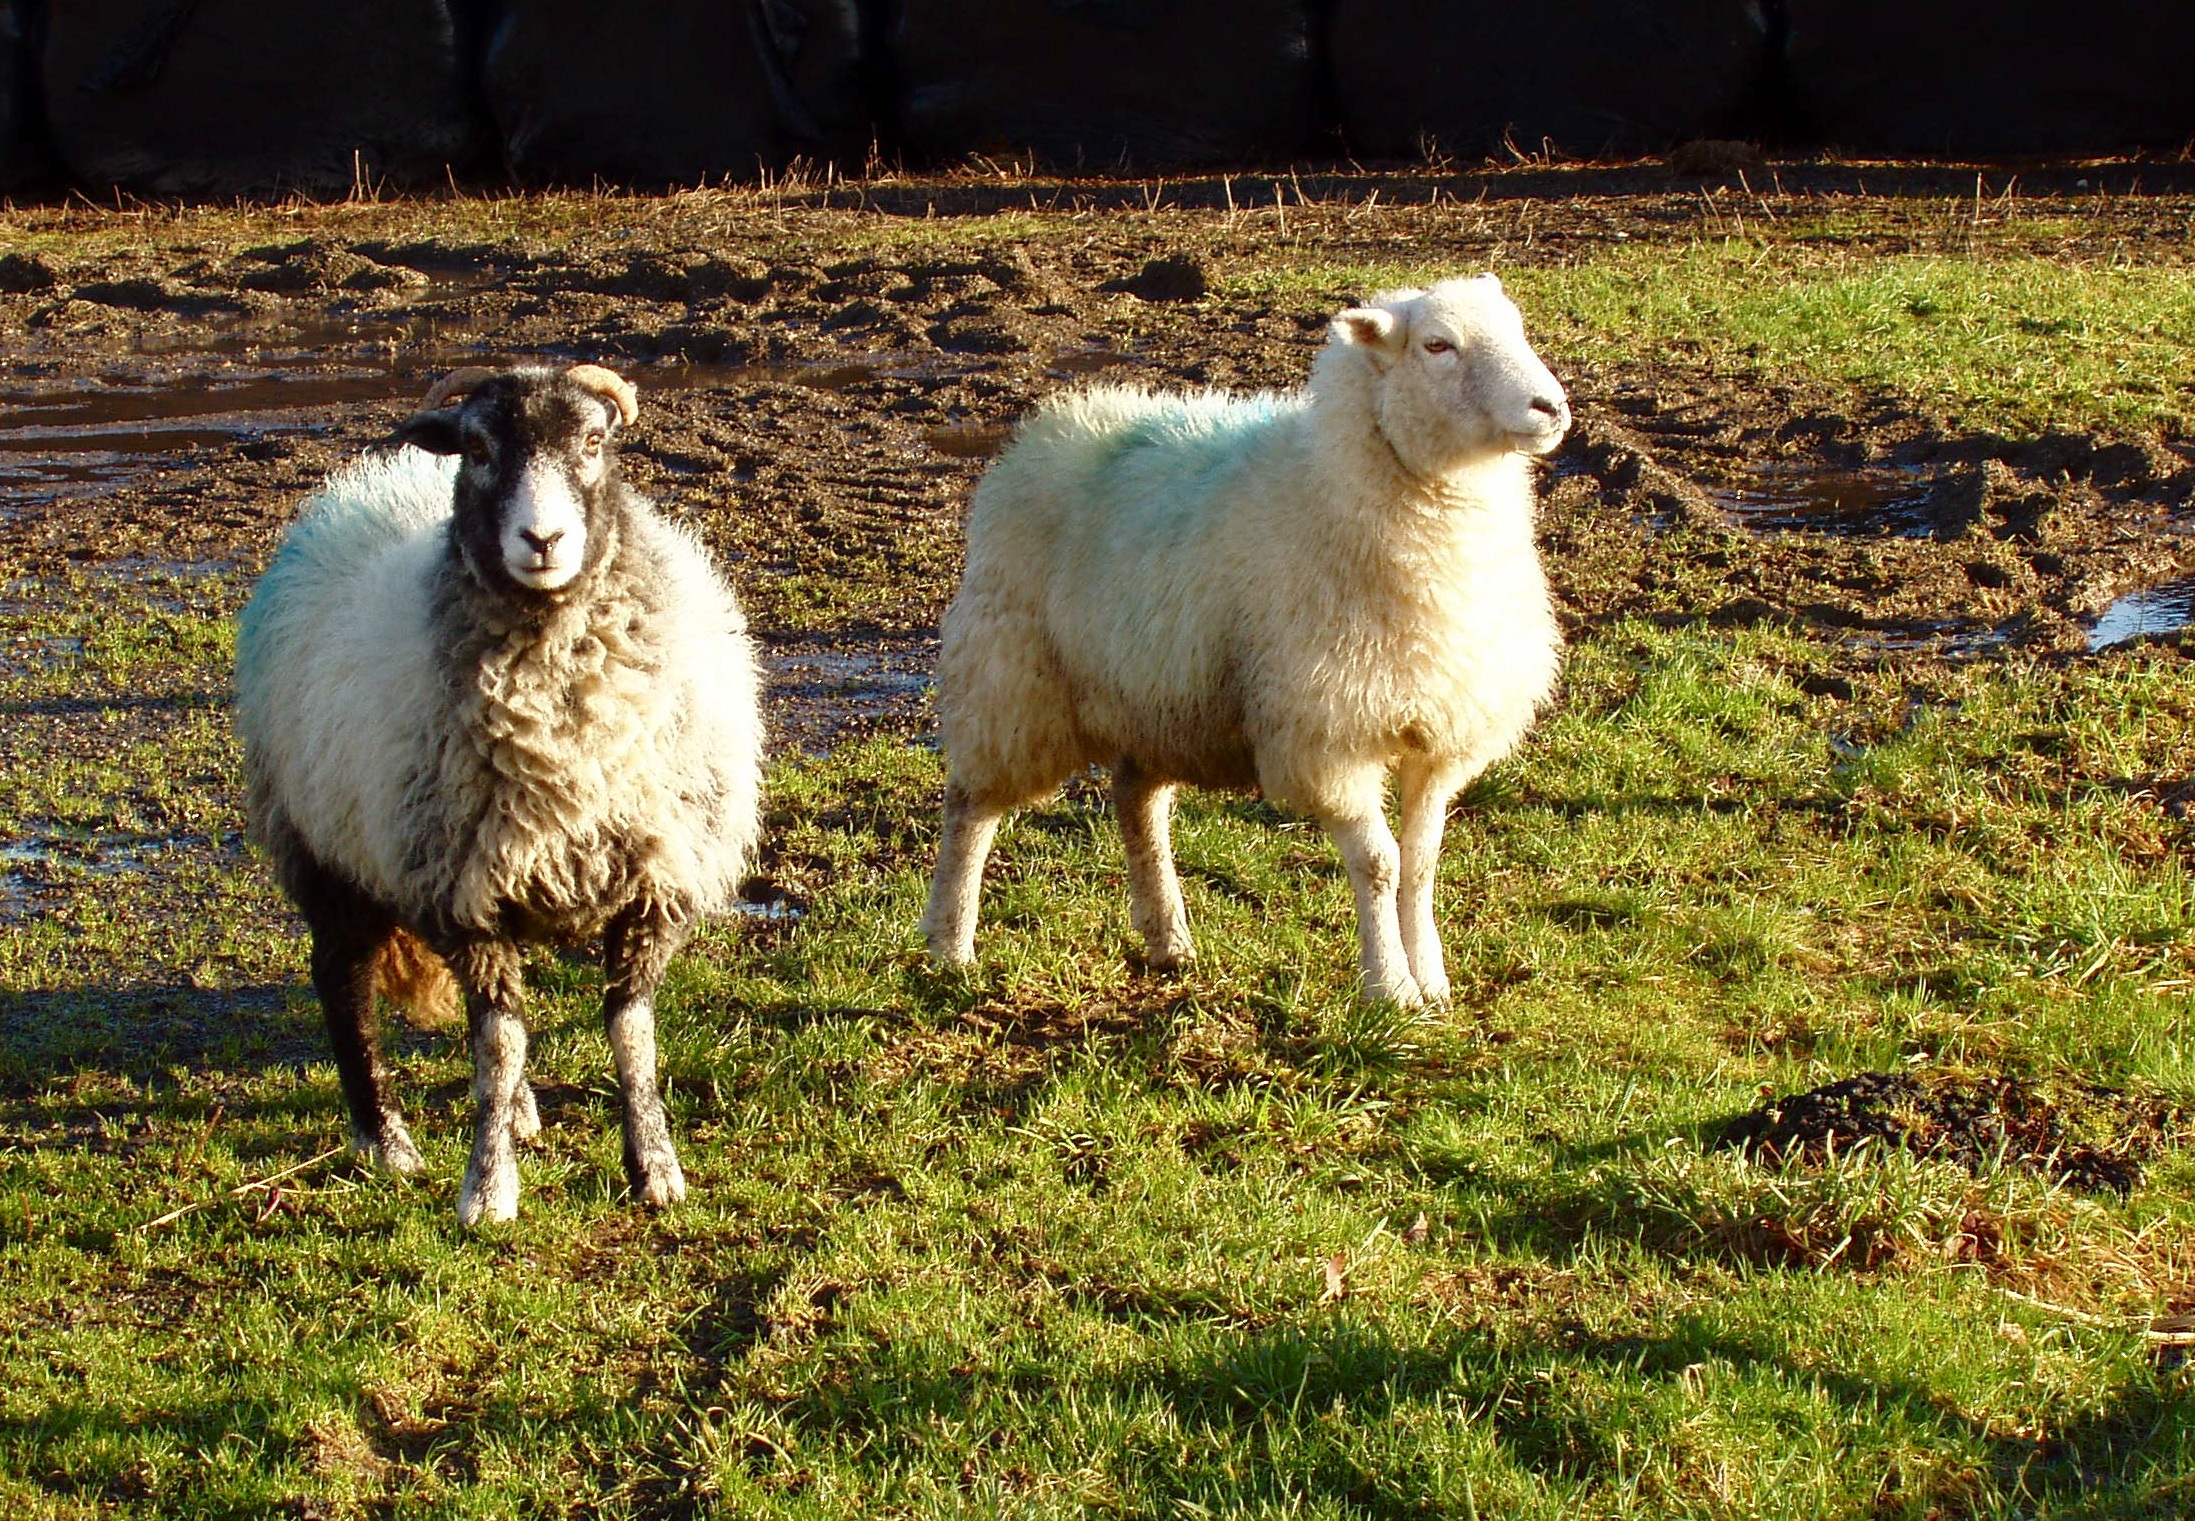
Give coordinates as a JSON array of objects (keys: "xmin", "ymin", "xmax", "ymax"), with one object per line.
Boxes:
[
  {"xmin": 1323, "ymin": 275, "xmax": 1570, "ymax": 477},
  {"xmin": 395, "ymin": 363, "xmax": 641, "ymax": 595}
]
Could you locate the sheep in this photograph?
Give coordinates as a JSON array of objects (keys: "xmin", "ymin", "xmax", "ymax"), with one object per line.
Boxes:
[
  {"xmin": 236, "ymin": 363, "xmax": 762, "ymax": 1226},
  {"xmin": 920, "ymin": 275, "xmax": 1569, "ymax": 1005}
]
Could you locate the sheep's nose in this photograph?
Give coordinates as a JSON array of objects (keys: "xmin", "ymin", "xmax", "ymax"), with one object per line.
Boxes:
[
  {"xmin": 1528, "ymin": 395, "xmax": 1566, "ymax": 421},
  {"xmin": 519, "ymin": 528, "xmax": 564, "ymax": 554}
]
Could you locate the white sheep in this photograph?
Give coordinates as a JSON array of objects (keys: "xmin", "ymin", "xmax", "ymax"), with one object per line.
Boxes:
[
  {"xmin": 921, "ymin": 276, "xmax": 1569, "ymax": 1004},
  {"xmin": 236, "ymin": 364, "xmax": 762, "ymax": 1226}
]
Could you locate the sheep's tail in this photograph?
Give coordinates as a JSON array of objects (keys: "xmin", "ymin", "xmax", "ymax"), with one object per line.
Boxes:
[{"xmin": 373, "ymin": 928, "xmax": 463, "ymax": 1031}]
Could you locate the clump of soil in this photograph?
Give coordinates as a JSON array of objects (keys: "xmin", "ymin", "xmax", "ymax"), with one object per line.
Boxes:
[{"xmin": 1718, "ymin": 1071, "xmax": 2187, "ymax": 1194}]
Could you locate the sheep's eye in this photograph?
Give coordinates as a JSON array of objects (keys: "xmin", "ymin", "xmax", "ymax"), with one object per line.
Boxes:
[
  {"xmin": 1423, "ymin": 338, "xmax": 1454, "ymax": 354},
  {"xmin": 464, "ymin": 440, "xmax": 492, "ymax": 465},
  {"xmin": 583, "ymin": 431, "xmax": 606, "ymax": 455}
]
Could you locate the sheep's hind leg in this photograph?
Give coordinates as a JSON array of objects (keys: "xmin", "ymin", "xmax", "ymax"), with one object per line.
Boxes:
[
  {"xmin": 1396, "ymin": 755, "xmax": 1465, "ymax": 1004},
  {"xmin": 297, "ymin": 858, "xmax": 423, "ymax": 1175},
  {"xmin": 921, "ymin": 782, "xmax": 1005, "ymax": 965},
  {"xmin": 450, "ymin": 941, "xmax": 529, "ymax": 1227},
  {"xmin": 1318, "ymin": 798, "xmax": 1423, "ymax": 1007},
  {"xmin": 604, "ymin": 904, "xmax": 687, "ymax": 1209},
  {"xmin": 1115, "ymin": 758, "xmax": 1195, "ymax": 970}
]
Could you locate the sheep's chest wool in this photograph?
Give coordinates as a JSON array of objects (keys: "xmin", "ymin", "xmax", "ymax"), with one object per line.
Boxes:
[{"xmin": 428, "ymin": 581, "xmax": 671, "ymax": 938}]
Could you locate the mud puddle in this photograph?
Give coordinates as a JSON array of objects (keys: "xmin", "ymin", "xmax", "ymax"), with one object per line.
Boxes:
[
  {"xmin": 0, "ymin": 371, "xmax": 416, "ymax": 506},
  {"xmin": 0, "ymin": 828, "xmax": 244, "ymax": 873},
  {"xmin": 761, "ymin": 637, "xmax": 936, "ymax": 755},
  {"xmin": 0, "ymin": 829, "xmax": 246, "ymax": 922},
  {"xmin": 651, "ymin": 343, "xmax": 1130, "ymax": 397},
  {"xmin": 1, "ymin": 336, "xmax": 1109, "ymax": 517},
  {"xmin": 2087, "ymin": 579, "xmax": 2195, "ymax": 650},
  {"xmin": 1704, "ymin": 463, "xmax": 1939, "ymax": 537}
]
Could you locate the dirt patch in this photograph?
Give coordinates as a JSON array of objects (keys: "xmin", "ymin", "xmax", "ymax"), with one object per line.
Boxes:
[
  {"xmin": 761, "ymin": 635, "xmax": 936, "ymax": 755},
  {"xmin": 7, "ymin": 175, "xmax": 2195, "ymax": 653},
  {"xmin": 1543, "ymin": 377, "xmax": 2195, "ymax": 656},
  {"xmin": 1717, "ymin": 1070, "xmax": 2189, "ymax": 1193}
]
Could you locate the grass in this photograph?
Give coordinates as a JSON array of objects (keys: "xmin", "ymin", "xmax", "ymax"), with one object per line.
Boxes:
[
  {"xmin": 5, "ymin": 178, "xmax": 2195, "ymax": 1515},
  {"xmin": 1226, "ymin": 238, "xmax": 2195, "ymax": 439},
  {"xmin": 2, "ymin": 576, "xmax": 2191, "ymax": 1515}
]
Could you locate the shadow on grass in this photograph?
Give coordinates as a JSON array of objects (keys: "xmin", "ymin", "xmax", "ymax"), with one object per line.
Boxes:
[
  {"xmin": 770, "ymin": 1307, "xmax": 2187, "ymax": 1517},
  {"xmin": 0, "ymin": 690, "xmax": 227, "ymax": 719},
  {"xmin": 0, "ymin": 1261, "xmax": 801, "ymax": 1514},
  {"xmin": 0, "ymin": 981, "xmax": 340, "ymax": 1085}
]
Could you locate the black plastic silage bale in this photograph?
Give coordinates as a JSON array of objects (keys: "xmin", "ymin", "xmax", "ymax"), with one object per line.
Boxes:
[
  {"xmin": 0, "ymin": 0, "xmax": 38, "ymax": 191},
  {"xmin": 41, "ymin": 0, "xmax": 482, "ymax": 196},
  {"xmin": 891, "ymin": 0, "xmax": 1320, "ymax": 170},
  {"xmin": 1331, "ymin": 0, "xmax": 1774, "ymax": 161},
  {"xmin": 1785, "ymin": 0, "xmax": 2195, "ymax": 154},
  {"xmin": 483, "ymin": 0, "xmax": 870, "ymax": 187}
]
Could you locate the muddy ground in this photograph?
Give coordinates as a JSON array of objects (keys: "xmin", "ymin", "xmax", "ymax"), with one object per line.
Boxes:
[{"xmin": 8, "ymin": 168, "xmax": 2195, "ymax": 720}]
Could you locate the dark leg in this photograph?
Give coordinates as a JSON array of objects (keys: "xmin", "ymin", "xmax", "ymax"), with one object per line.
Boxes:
[
  {"xmin": 295, "ymin": 853, "xmax": 422, "ymax": 1174},
  {"xmin": 604, "ymin": 902, "xmax": 688, "ymax": 1208},
  {"xmin": 445, "ymin": 939, "xmax": 530, "ymax": 1227}
]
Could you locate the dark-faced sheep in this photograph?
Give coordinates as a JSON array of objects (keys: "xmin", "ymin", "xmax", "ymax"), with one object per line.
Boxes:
[
  {"xmin": 922, "ymin": 276, "xmax": 1569, "ymax": 1005},
  {"xmin": 237, "ymin": 364, "xmax": 762, "ymax": 1225}
]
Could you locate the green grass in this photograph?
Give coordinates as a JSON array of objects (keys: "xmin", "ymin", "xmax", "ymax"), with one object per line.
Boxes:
[
  {"xmin": 1227, "ymin": 238, "xmax": 2195, "ymax": 439},
  {"xmin": 3, "ymin": 580, "xmax": 2191, "ymax": 1516}
]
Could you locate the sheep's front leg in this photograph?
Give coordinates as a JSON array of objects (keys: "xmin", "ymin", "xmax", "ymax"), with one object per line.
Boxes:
[
  {"xmin": 1396, "ymin": 755, "xmax": 1465, "ymax": 1004},
  {"xmin": 922, "ymin": 782, "xmax": 1005, "ymax": 965},
  {"xmin": 604, "ymin": 904, "xmax": 687, "ymax": 1208},
  {"xmin": 1318, "ymin": 800, "xmax": 1422, "ymax": 1006},
  {"xmin": 297, "ymin": 857, "xmax": 422, "ymax": 1174},
  {"xmin": 1115, "ymin": 757, "xmax": 1195, "ymax": 970},
  {"xmin": 450, "ymin": 941, "xmax": 529, "ymax": 1227}
]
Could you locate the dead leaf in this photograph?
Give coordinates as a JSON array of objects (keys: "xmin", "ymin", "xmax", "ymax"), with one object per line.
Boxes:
[
  {"xmin": 1321, "ymin": 1251, "xmax": 1347, "ymax": 1302},
  {"xmin": 1402, "ymin": 1211, "xmax": 1429, "ymax": 1246}
]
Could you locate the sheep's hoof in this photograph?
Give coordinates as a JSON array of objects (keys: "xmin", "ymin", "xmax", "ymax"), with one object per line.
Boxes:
[
  {"xmin": 924, "ymin": 936, "xmax": 977, "ymax": 968},
  {"xmin": 1364, "ymin": 974, "xmax": 1425, "ymax": 1008},
  {"xmin": 1414, "ymin": 975, "xmax": 1453, "ymax": 1006},
  {"xmin": 355, "ymin": 1120, "xmax": 425, "ymax": 1176},
  {"xmin": 1138, "ymin": 942, "xmax": 1197, "ymax": 975},
  {"xmin": 456, "ymin": 1160, "xmax": 519, "ymax": 1228},
  {"xmin": 510, "ymin": 1083, "xmax": 542, "ymax": 1143},
  {"xmin": 631, "ymin": 1155, "xmax": 687, "ymax": 1209}
]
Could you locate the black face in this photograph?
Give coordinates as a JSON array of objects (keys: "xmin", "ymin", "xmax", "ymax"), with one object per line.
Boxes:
[{"xmin": 397, "ymin": 368, "xmax": 624, "ymax": 596}]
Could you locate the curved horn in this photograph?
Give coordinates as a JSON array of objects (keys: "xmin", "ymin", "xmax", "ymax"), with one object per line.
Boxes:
[
  {"xmin": 566, "ymin": 363, "xmax": 639, "ymax": 427},
  {"xmin": 421, "ymin": 366, "xmax": 499, "ymax": 411}
]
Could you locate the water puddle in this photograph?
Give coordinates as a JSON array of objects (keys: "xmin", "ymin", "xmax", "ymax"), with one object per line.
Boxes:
[
  {"xmin": 0, "ymin": 829, "xmax": 241, "ymax": 923},
  {"xmin": 922, "ymin": 421, "xmax": 1013, "ymax": 458},
  {"xmin": 652, "ymin": 344, "xmax": 1128, "ymax": 401},
  {"xmin": 0, "ymin": 829, "xmax": 243, "ymax": 876},
  {"xmin": 0, "ymin": 368, "xmax": 419, "ymax": 508},
  {"xmin": 761, "ymin": 640, "xmax": 936, "ymax": 755},
  {"xmin": 3, "ymin": 318, "xmax": 1114, "ymax": 514},
  {"xmin": 2087, "ymin": 579, "xmax": 2195, "ymax": 650},
  {"xmin": 1706, "ymin": 463, "xmax": 1939, "ymax": 536},
  {"xmin": 1047, "ymin": 348, "xmax": 1135, "ymax": 377}
]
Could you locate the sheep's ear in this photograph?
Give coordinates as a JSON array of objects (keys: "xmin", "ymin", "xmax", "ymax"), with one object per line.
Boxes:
[
  {"xmin": 395, "ymin": 407, "xmax": 465, "ymax": 455},
  {"xmin": 1332, "ymin": 306, "xmax": 1401, "ymax": 353}
]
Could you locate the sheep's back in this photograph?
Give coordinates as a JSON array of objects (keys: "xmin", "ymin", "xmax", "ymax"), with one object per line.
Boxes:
[
  {"xmin": 236, "ymin": 448, "xmax": 456, "ymax": 906},
  {"xmin": 964, "ymin": 386, "xmax": 1304, "ymax": 720}
]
